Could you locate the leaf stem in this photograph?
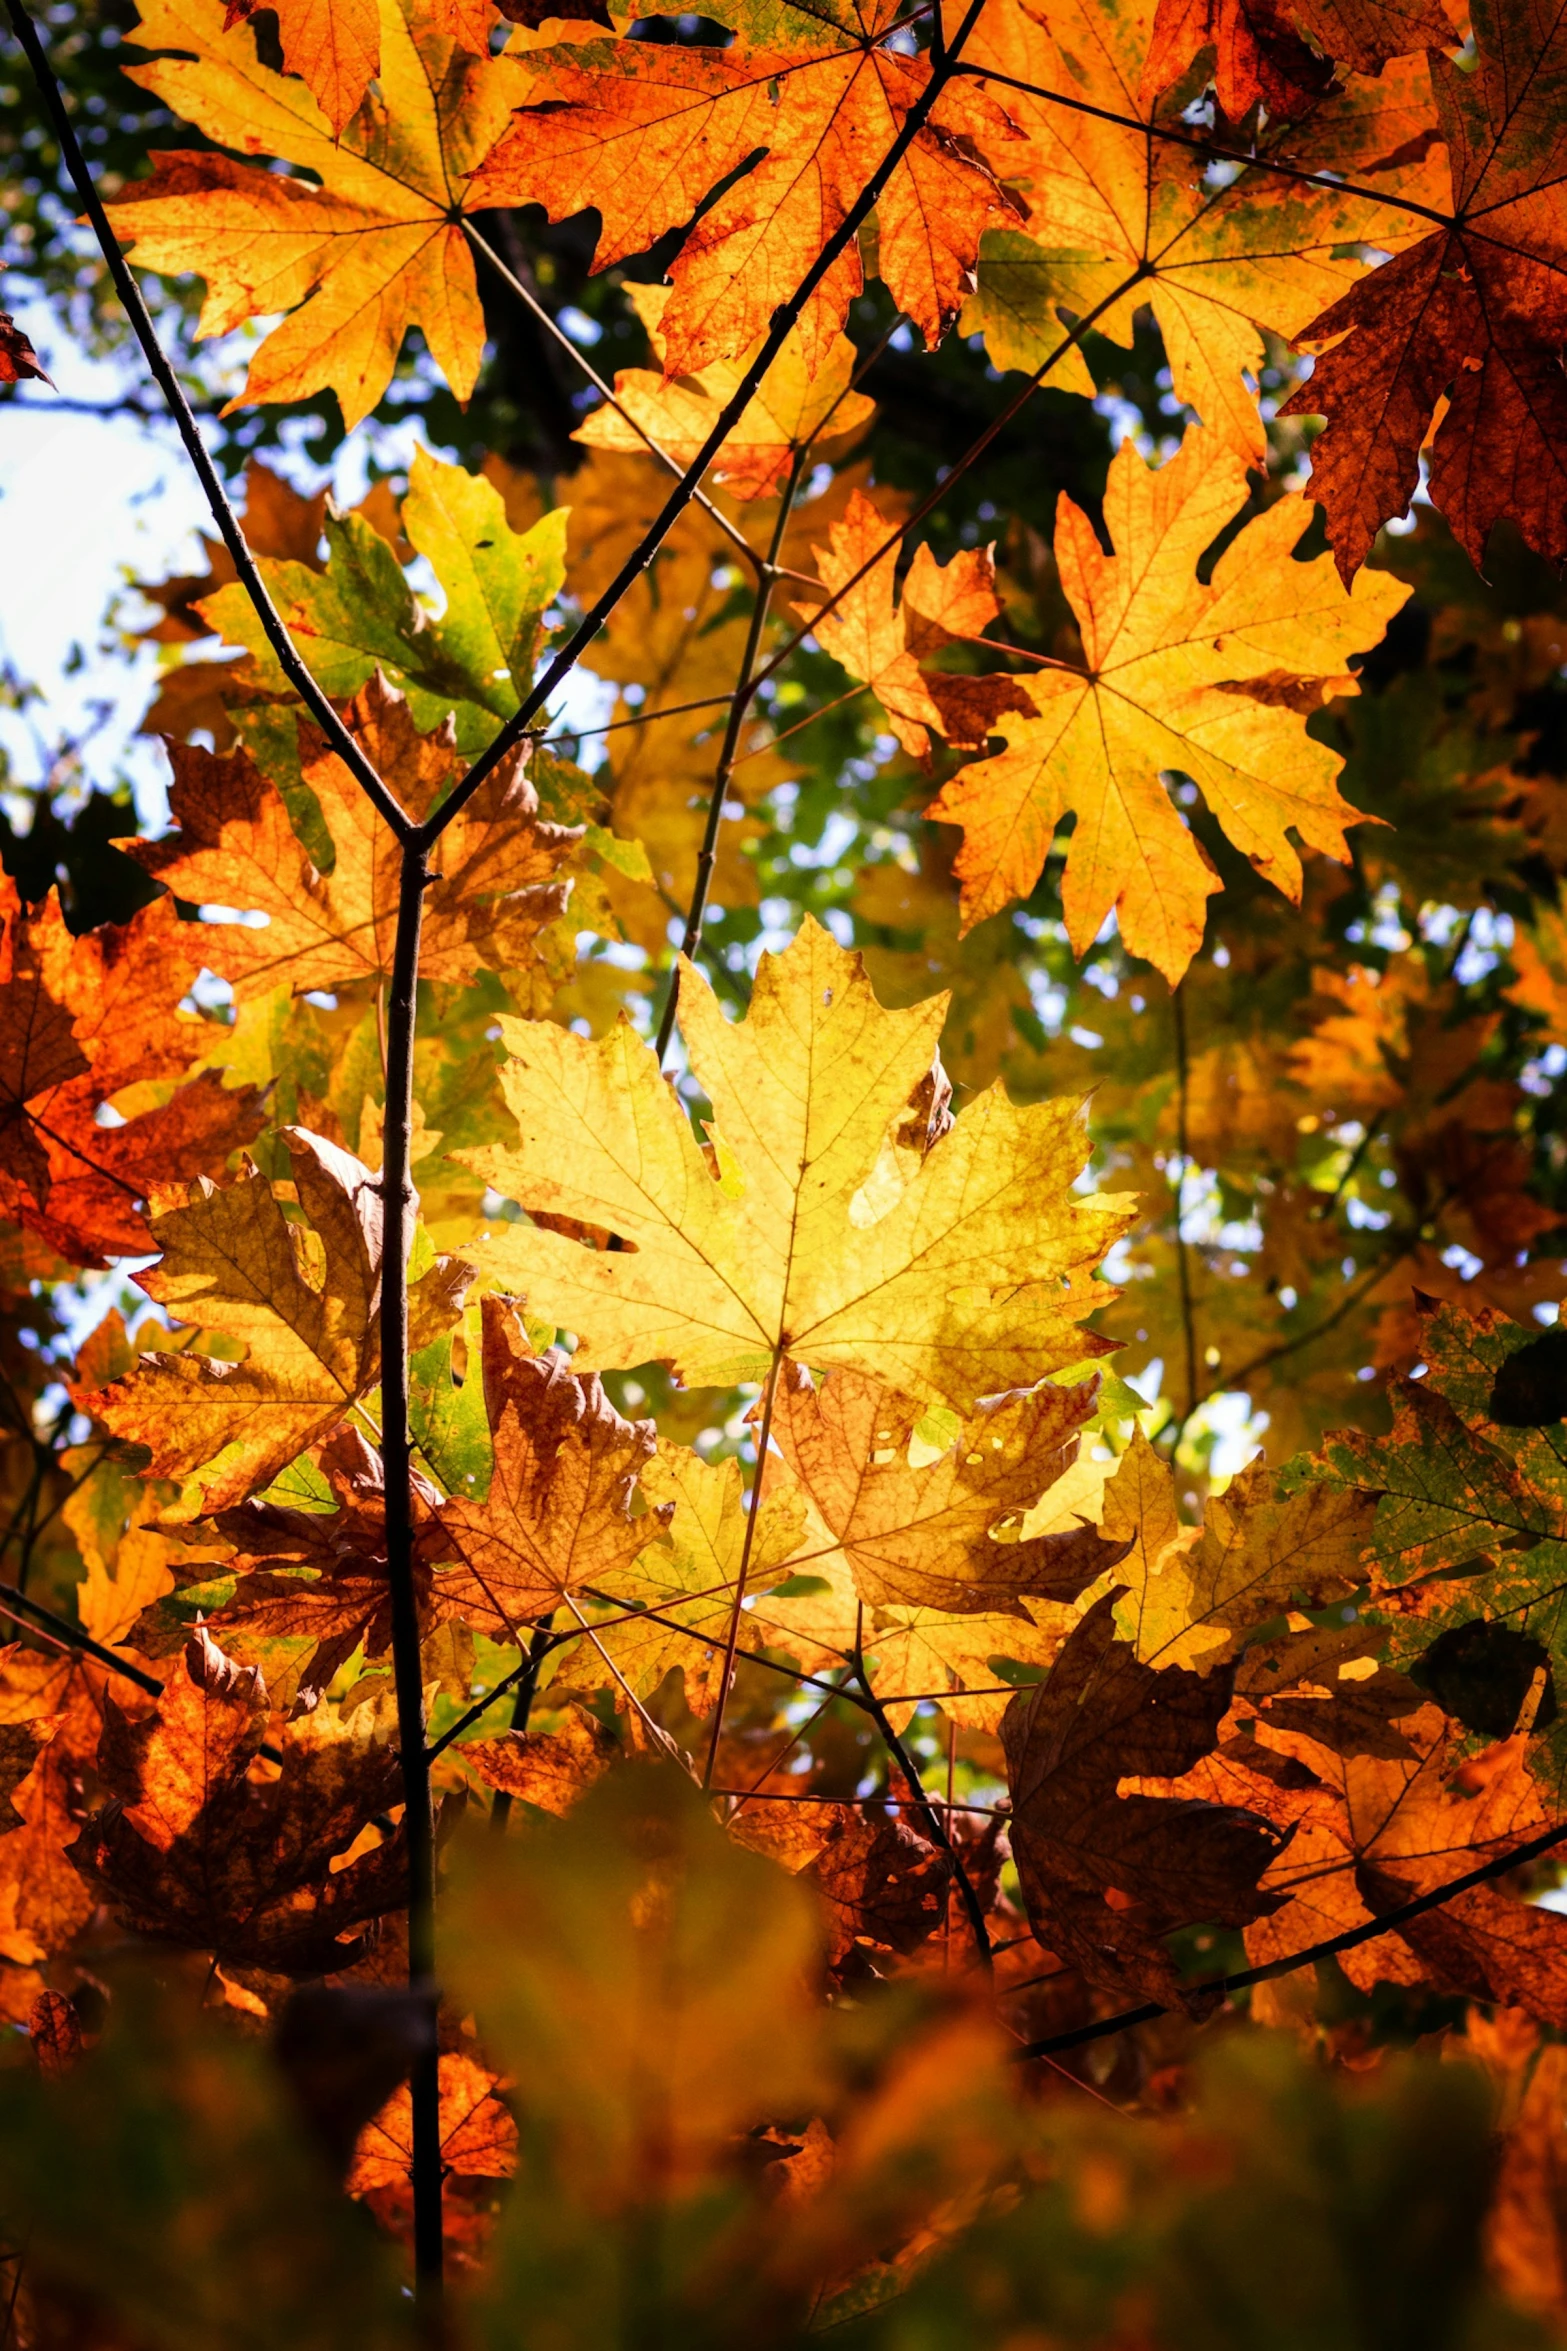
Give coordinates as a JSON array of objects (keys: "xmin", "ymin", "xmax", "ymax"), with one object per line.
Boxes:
[
  {"xmin": 702, "ymin": 1350, "xmax": 786, "ymax": 1790},
  {"xmin": 653, "ymin": 452, "xmax": 805, "ymax": 1063}
]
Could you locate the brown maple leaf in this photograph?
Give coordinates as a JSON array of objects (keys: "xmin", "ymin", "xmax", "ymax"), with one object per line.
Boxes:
[
  {"xmin": 70, "ymin": 1628, "xmax": 406, "ymax": 1974},
  {"xmin": 1139, "ymin": 0, "xmax": 1453, "ymax": 121},
  {"xmin": 1001, "ymin": 1593, "xmax": 1287, "ymax": 2009},
  {"xmin": 767, "ymin": 1360, "xmax": 1127, "ymax": 1615},
  {"xmin": 1281, "ymin": 0, "xmax": 1567, "ymax": 577},
  {"xmin": 730, "ymin": 1797, "xmax": 953, "ymax": 1965},
  {"xmin": 200, "ymin": 1427, "xmax": 449, "ymax": 1711},
  {"xmin": 82, "ymin": 1128, "xmax": 459, "ymax": 1513},
  {"xmin": 432, "ymin": 1295, "xmax": 672, "ymax": 1639},
  {"xmin": 131, "ymin": 678, "xmax": 580, "ymax": 999},
  {"xmin": 0, "ymin": 880, "xmax": 267, "ymax": 1267}
]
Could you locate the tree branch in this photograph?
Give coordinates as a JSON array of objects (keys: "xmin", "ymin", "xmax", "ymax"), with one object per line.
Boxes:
[
  {"xmin": 1012, "ymin": 1814, "xmax": 1567, "ymax": 2062},
  {"xmin": 465, "ymin": 220, "xmax": 766, "ymax": 575},
  {"xmin": 376, "ymin": 842, "xmax": 443, "ymax": 2302},
  {"xmin": 851, "ymin": 1624, "xmax": 993, "ymax": 1971}
]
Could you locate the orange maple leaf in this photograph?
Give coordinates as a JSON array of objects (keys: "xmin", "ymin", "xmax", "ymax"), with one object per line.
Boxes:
[
  {"xmin": 0, "ymin": 880, "xmax": 266, "ymax": 1267},
  {"xmin": 433, "ymin": 1296, "xmax": 673, "ymax": 1638},
  {"xmin": 467, "ymin": 1, "xmax": 1021, "ymax": 375},
  {"xmin": 109, "ymin": 0, "xmax": 529, "ymax": 427}
]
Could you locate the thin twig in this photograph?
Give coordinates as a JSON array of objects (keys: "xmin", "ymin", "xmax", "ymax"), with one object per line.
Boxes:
[
  {"xmin": 653, "ymin": 451, "xmax": 805, "ymax": 1062},
  {"xmin": 702, "ymin": 1351, "xmax": 786, "ymax": 1789},
  {"xmin": 852, "ymin": 1613, "xmax": 993, "ymax": 1971},
  {"xmin": 2, "ymin": 0, "xmax": 411, "ymax": 845},
  {"xmin": 743, "ymin": 263, "xmax": 1154, "ymax": 704},
  {"xmin": 418, "ymin": 0, "xmax": 1004, "ymax": 850}
]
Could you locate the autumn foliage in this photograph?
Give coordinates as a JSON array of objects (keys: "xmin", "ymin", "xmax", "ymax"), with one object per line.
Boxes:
[{"xmin": 9, "ymin": 0, "xmax": 1567, "ymax": 2337}]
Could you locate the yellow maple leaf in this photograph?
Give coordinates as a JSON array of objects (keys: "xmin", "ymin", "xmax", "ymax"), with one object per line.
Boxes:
[
  {"xmin": 464, "ymin": 918, "xmax": 1133, "ymax": 1411},
  {"xmin": 108, "ymin": 0, "xmax": 528, "ymax": 426},
  {"xmin": 551, "ymin": 1442, "xmax": 807, "ymax": 1715},
  {"xmin": 927, "ymin": 432, "xmax": 1410, "ymax": 979},
  {"xmin": 1091, "ymin": 1428, "xmax": 1376, "ymax": 1669},
  {"xmin": 573, "ymin": 284, "xmax": 875, "ymax": 500}
]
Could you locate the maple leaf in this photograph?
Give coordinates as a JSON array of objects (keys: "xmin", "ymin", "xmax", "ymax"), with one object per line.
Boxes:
[
  {"xmin": 574, "ymin": 285, "xmax": 876, "ymax": 500},
  {"xmin": 862, "ymin": 1596, "xmax": 1080, "ymax": 1729},
  {"xmin": 1002, "ymin": 1592, "xmax": 1287, "ymax": 2008},
  {"xmin": 1280, "ymin": 0, "xmax": 1567, "ymax": 577},
  {"xmin": 84, "ymin": 1127, "xmax": 466, "ymax": 1513},
  {"xmin": 70, "ymin": 1627, "xmax": 406, "ymax": 1973},
  {"xmin": 465, "ymin": 918, "xmax": 1133, "ymax": 1410},
  {"xmin": 198, "ymin": 450, "xmax": 571, "ymax": 754},
  {"xmin": 0, "ymin": 1650, "xmax": 112, "ymax": 1967},
  {"xmin": 347, "ymin": 2050, "xmax": 517, "ymax": 2196},
  {"xmin": 433, "ymin": 1295, "xmax": 670, "ymax": 1638},
  {"xmin": 222, "ymin": 0, "xmax": 383, "ymax": 137},
  {"xmin": 445, "ymin": 1763, "xmax": 825, "ymax": 2200},
  {"xmin": 731, "ymin": 1799, "xmax": 952, "ymax": 1963},
  {"xmin": 552, "ymin": 1442, "xmax": 806, "ymax": 1714},
  {"xmin": 109, "ymin": 0, "xmax": 530, "ymax": 426},
  {"xmin": 0, "ymin": 881, "xmax": 267, "ymax": 1267},
  {"xmin": 1139, "ymin": 0, "xmax": 1453, "ymax": 121},
  {"xmin": 926, "ymin": 433, "xmax": 1409, "ymax": 978},
  {"xmin": 1178, "ymin": 1687, "xmax": 1567, "ymax": 2024},
  {"xmin": 132, "ymin": 680, "xmax": 579, "ymax": 1000},
  {"xmin": 959, "ymin": 0, "xmax": 1447, "ymax": 462},
  {"xmin": 793, "ymin": 493, "xmax": 973, "ymax": 760},
  {"xmin": 1306, "ymin": 1300, "xmax": 1567, "ymax": 1798},
  {"xmin": 200, "ymin": 1427, "xmax": 448, "ymax": 1710},
  {"xmin": 460, "ymin": 1703, "xmax": 619, "ymax": 1815},
  {"xmin": 1097, "ymin": 1426, "xmax": 1374, "ymax": 1668},
  {"xmin": 466, "ymin": 2, "xmax": 1021, "ymax": 375},
  {"xmin": 0, "ymin": 312, "xmax": 50, "ymax": 388},
  {"xmin": 767, "ymin": 1360, "xmax": 1126, "ymax": 1614}
]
